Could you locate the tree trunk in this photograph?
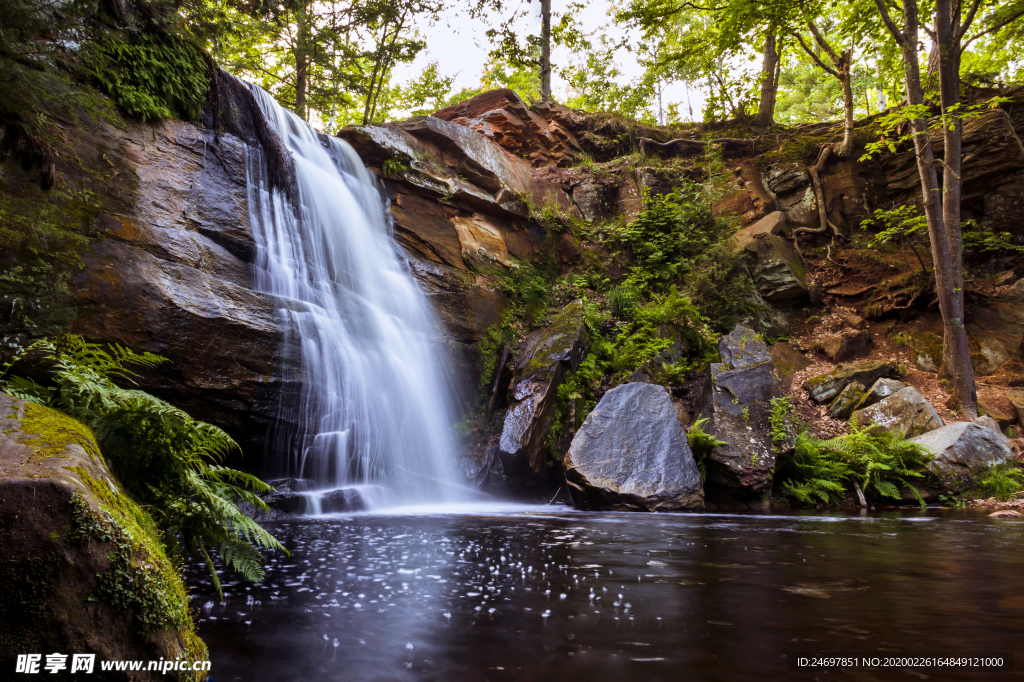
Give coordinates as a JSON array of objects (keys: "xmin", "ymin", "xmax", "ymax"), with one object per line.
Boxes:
[
  {"xmin": 294, "ymin": 2, "xmax": 308, "ymax": 120},
  {"xmin": 837, "ymin": 66, "xmax": 855, "ymax": 157},
  {"xmin": 887, "ymin": 0, "xmax": 976, "ymax": 417},
  {"xmin": 754, "ymin": 31, "xmax": 781, "ymax": 128},
  {"xmin": 936, "ymin": 0, "xmax": 977, "ymax": 416},
  {"xmin": 540, "ymin": 0, "xmax": 551, "ymax": 100}
]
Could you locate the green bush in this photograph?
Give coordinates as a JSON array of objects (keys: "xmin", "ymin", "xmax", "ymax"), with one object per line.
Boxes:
[
  {"xmin": 974, "ymin": 464, "xmax": 1024, "ymax": 501},
  {"xmin": 86, "ymin": 31, "xmax": 210, "ymax": 122},
  {"xmin": 1, "ymin": 335, "xmax": 285, "ymax": 597},
  {"xmin": 778, "ymin": 423, "xmax": 933, "ymax": 507},
  {"xmin": 614, "ymin": 183, "xmax": 755, "ymax": 329}
]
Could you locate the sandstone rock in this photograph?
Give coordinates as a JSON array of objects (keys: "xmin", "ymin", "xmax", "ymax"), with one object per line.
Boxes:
[
  {"xmin": 764, "ymin": 165, "xmax": 810, "ymax": 195},
  {"xmin": 805, "ymin": 360, "xmax": 895, "ymax": 404},
  {"xmin": 700, "ymin": 326, "xmax": 783, "ymax": 504},
  {"xmin": 745, "ymin": 233, "xmax": 809, "ymax": 305},
  {"xmin": 499, "ymin": 300, "xmax": 588, "ymax": 489},
  {"xmin": 828, "ymin": 381, "xmax": 866, "ymax": 419},
  {"xmin": 990, "ymin": 510, "xmax": 1022, "ymax": 517},
  {"xmin": 840, "ymin": 312, "xmax": 866, "ymax": 329},
  {"xmin": 977, "ymin": 392, "xmax": 1015, "ymax": 428},
  {"xmin": 571, "ymin": 178, "xmax": 617, "ymax": 223},
  {"xmin": 1005, "ymin": 389, "xmax": 1024, "ymax": 427},
  {"xmin": 853, "ymin": 378, "xmax": 907, "ymax": 411},
  {"xmin": 0, "ymin": 393, "xmax": 205, "ymax": 671},
  {"xmin": 819, "ymin": 328, "xmax": 871, "ymax": 362},
  {"xmin": 729, "ymin": 211, "xmax": 786, "ymax": 252},
  {"xmin": 563, "ymin": 383, "xmax": 703, "ymax": 511},
  {"xmin": 911, "ymin": 421, "xmax": 1013, "ymax": 496},
  {"xmin": 769, "ymin": 342, "xmax": 812, "ymax": 391},
  {"xmin": 852, "ymin": 387, "xmax": 944, "ymax": 437}
]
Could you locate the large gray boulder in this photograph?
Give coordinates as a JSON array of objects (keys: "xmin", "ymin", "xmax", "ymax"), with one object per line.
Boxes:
[
  {"xmin": 805, "ymin": 360, "xmax": 896, "ymax": 404},
  {"xmin": 499, "ymin": 300, "xmax": 587, "ymax": 489},
  {"xmin": 563, "ymin": 383, "xmax": 703, "ymax": 511},
  {"xmin": 700, "ymin": 325, "xmax": 785, "ymax": 504},
  {"xmin": 852, "ymin": 386, "xmax": 944, "ymax": 437},
  {"xmin": 853, "ymin": 378, "xmax": 907, "ymax": 411},
  {"xmin": 911, "ymin": 421, "xmax": 1014, "ymax": 497}
]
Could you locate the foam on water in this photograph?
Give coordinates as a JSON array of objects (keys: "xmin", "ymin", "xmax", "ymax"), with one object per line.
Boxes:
[{"xmin": 245, "ymin": 84, "xmax": 464, "ymax": 508}]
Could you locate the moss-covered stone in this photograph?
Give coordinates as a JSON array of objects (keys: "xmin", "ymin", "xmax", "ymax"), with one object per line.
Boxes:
[{"xmin": 0, "ymin": 393, "xmax": 207, "ymax": 680}]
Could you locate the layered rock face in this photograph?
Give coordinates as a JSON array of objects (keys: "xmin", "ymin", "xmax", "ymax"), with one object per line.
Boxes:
[
  {"xmin": 0, "ymin": 394, "xmax": 204, "ymax": 677},
  {"xmin": 564, "ymin": 383, "xmax": 703, "ymax": 511},
  {"xmin": 498, "ymin": 301, "xmax": 587, "ymax": 490},
  {"xmin": 700, "ymin": 326, "xmax": 786, "ymax": 506}
]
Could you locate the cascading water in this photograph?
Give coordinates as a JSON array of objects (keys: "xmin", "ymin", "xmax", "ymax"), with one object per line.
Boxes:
[{"xmin": 244, "ymin": 85, "xmax": 464, "ymax": 509}]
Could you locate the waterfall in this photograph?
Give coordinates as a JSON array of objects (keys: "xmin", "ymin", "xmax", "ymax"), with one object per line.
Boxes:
[{"xmin": 244, "ymin": 85, "xmax": 464, "ymax": 508}]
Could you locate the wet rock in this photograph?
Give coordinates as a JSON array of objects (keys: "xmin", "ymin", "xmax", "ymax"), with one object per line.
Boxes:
[
  {"xmin": 853, "ymin": 378, "xmax": 907, "ymax": 411},
  {"xmin": 828, "ymin": 381, "xmax": 866, "ymax": 419},
  {"xmin": 266, "ymin": 478, "xmax": 316, "ymax": 493},
  {"xmin": 563, "ymin": 383, "xmax": 703, "ymax": 511},
  {"xmin": 699, "ymin": 326, "xmax": 783, "ymax": 504},
  {"xmin": 769, "ymin": 342, "xmax": 812, "ymax": 392},
  {"xmin": 729, "ymin": 211, "xmax": 786, "ymax": 253},
  {"xmin": 805, "ymin": 360, "xmax": 896, "ymax": 404},
  {"xmin": 819, "ymin": 328, "xmax": 871, "ymax": 362},
  {"xmin": 852, "ymin": 387, "xmax": 944, "ymax": 437},
  {"xmin": 320, "ymin": 488, "xmax": 369, "ymax": 514},
  {"xmin": 499, "ymin": 300, "xmax": 588, "ymax": 490},
  {"xmin": 0, "ymin": 393, "xmax": 205, "ymax": 669},
  {"xmin": 911, "ymin": 421, "xmax": 1013, "ymax": 496},
  {"xmin": 262, "ymin": 491, "xmax": 310, "ymax": 516},
  {"xmin": 745, "ymin": 233, "xmax": 809, "ymax": 305}
]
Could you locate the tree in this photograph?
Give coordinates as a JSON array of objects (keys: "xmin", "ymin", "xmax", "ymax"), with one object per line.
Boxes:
[
  {"xmin": 870, "ymin": 0, "xmax": 1023, "ymax": 415},
  {"xmin": 792, "ymin": 18, "xmax": 859, "ymax": 156}
]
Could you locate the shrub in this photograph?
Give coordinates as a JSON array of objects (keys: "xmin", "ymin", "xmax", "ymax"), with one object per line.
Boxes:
[
  {"xmin": 778, "ymin": 423, "xmax": 933, "ymax": 507},
  {"xmin": 974, "ymin": 464, "xmax": 1024, "ymax": 502}
]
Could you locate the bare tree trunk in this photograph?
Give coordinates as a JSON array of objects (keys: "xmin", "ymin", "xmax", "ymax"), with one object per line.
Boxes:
[
  {"xmin": 838, "ymin": 68, "xmax": 855, "ymax": 157},
  {"xmin": 876, "ymin": 0, "xmax": 977, "ymax": 416},
  {"xmin": 294, "ymin": 1, "xmax": 308, "ymax": 120},
  {"xmin": 540, "ymin": 0, "xmax": 551, "ymax": 100},
  {"xmin": 754, "ymin": 31, "xmax": 781, "ymax": 128},
  {"xmin": 936, "ymin": 0, "xmax": 978, "ymax": 415}
]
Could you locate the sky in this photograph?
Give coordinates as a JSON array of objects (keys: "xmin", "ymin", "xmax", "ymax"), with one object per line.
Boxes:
[{"xmin": 389, "ymin": 0, "xmax": 707, "ymax": 123}]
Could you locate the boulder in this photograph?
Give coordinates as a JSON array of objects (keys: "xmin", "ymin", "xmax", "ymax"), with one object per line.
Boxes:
[
  {"xmin": 769, "ymin": 341, "xmax": 812, "ymax": 392},
  {"xmin": 805, "ymin": 360, "xmax": 896, "ymax": 404},
  {"xmin": 853, "ymin": 378, "xmax": 907, "ymax": 411},
  {"xmin": 819, "ymin": 328, "xmax": 871, "ymax": 362},
  {"xmin": 839, "ymin": 312, "xmax": 866, "ymax": 329},
  {"xmin": 718, "ymin": 325, "xmax": 773, "ymax": 369},
  {"xmin": 700, "ymin": 326, "xmax": 784, "ymax": 504},
  {"xmin": 852, "ymin": 387, "xmax": 944, "ymax": 437},
  {"xmin": 563, "ymin": 383, "xmax": 703, "ymax": 511},
  {"xmin": 745, "ymin": 233, "xmax": 809, "ymax": 305},
  {"xmin": 729, "ymin": 211, "xmax": 786, "ymax": 252},
  {"xmin": 827, "ymin": 381, "xmax": 866, "ymax": 419},
  {"xmin": 1006, "ymin": 389, "xmax": 1024, "ymax": 427},
  {"xmin": 0, "ymin": 393, "xmax": 205, "ymax": 672},
  {"xmin": 499, "ymin": 300, "xmax": 587, "ymax": 489},
  {"xmin": 911, "ymin": 421, "xmax": 1013, "ymax": 496},
  {"xmin": 319, "ymin": 487, "xmax": 370, "ymax": 513}
]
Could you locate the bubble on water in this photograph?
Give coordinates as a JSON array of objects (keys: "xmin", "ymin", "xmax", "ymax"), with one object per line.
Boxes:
[
  {"xmin": 559, "ymin": 593, "xmax": 567, "ymax": 600},
  {"xmin": 443, "ymin": 611, "xmax": 451, "ymax": 620},
  {"xmin": 405, "ymin": 643, "xmax": 414, "ymax": 651}
]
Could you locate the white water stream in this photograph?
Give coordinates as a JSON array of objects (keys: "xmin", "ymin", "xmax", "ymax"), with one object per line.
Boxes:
[{"xmin": 245, "ymin": 85, "xmax": 464, "ymax": 509}]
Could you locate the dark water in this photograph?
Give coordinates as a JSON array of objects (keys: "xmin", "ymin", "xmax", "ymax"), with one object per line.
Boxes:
[{"xmin": 186, "ymin": 504, "xmax": 1024, "ymax": 681}]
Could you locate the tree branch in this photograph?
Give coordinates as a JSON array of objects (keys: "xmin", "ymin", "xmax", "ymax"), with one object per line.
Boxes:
[
  {"xmin": 958, "ymin": 0, "xmax": 984, "ymax": 39},
  {"xmin": 794, "ymin": 32, "xmax": 840, "ymax": 78},
  {"xmin": 875, "ymin": 0, "xmax": 907, "ymax": 45},
  {"xmin": 806, "ymin": 20, "xmax": 843, "ymax": 68},
  {"xmin": 963, "ymin": 8, "xmax": 1024, "ymax": 48}
]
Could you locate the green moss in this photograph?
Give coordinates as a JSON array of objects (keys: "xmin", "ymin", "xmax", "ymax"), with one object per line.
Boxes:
[
  {"xmin": 20, "ymin": 402, "xmax": 102, "ymax": 461},
  {"xmin": 908, "ymin": 332, "xmax": 943, "ymax": 371},
  {"xmin": 69, "ymin": 475, "xmax": 207, "ymax": 675}
]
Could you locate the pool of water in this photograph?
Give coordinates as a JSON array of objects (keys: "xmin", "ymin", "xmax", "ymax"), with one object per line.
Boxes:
[{"xmin": 186, "ymin": 505, "xmax": 1024, "ymax": 681}]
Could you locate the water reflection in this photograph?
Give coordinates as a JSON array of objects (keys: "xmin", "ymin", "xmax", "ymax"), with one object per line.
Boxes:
[{"xmin": 186, "ymin": 507, "xmax": 1024, "ymax": 681}]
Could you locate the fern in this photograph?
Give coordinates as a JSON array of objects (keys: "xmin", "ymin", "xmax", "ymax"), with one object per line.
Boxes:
[
  {"xmin": 777, "ymin": 424, "xmax": 933, "ymax": 507},
  {"xmin": 0, "ymin": 335, "xmax": 286, "ymax": 598},
  {"xmin": 687, "ymin": 417, "xmax": 728, "ymax": 483}
]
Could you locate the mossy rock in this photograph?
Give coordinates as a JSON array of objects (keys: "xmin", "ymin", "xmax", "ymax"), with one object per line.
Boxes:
[{"xmin": 0, "ymin": 393, "xmax": 206, "ymax": 680}]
